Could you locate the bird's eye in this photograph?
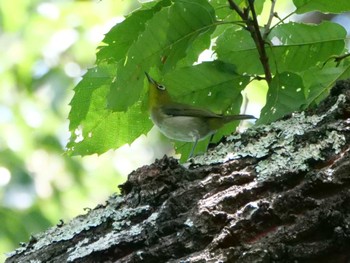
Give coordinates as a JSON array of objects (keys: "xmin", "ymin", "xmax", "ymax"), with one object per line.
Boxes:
[{"xmin": 157, "ymin": 84, "xmax": 166, "ymax": 91}]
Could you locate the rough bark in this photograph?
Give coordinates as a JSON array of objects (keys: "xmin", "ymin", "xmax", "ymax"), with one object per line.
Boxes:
[{"xmin": 5, "ymin": 81, "xmax": 350, "ymax": 263}]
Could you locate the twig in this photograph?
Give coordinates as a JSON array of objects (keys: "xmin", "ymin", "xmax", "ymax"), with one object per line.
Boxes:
[
  {"xmin": 323, "ymin": 53, "xmax": 350, "ymax": 67},
  {"xmin": 269, "ymin": 10, "xmax": 296, "ymax": 32},
  {"xmin": 263, "ymin": 0, "xmax": 277, "ymax": 39}
]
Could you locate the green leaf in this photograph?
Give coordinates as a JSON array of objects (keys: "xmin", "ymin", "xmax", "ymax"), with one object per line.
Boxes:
[
  {"xmin": 211, "ymin": 0, "xmax": 265, "ymax": 20},
  {"xmin": 67, "ymin": 102, "xmax": 152, "ymax": 156},
  {"xmin": 67, "ymin": 64, "xmax": 152, "ymax": 156},
  {"xmin": 215, "ymin": 26, "xmax": 263, "ymax": 75},
  {"xmin": 302, "ymin": 63, "xmax": 350, "ymax": 106},
  {"xmin": 254, "ymin": 0, "xmax": 267, "ymax": 15},
  {"xmin": 97, "ymin": 0, "xmax": 171, "ymax": 63},
  {"xmin": 107, "ymin": 0, "xmax": 216, "ymax": 111},
  {"xmin": 68, "ymin": 65, "xmax": 116, "ymax": 131},
  {"xmin": 293, "ymin": 0, "xmax": 350, "ymax": 14},
  {"xmin": 216, "ymin": 21, "xmax": 346, "ymax": 76},
  {"xmin": 163, "ymin": 61, "xmax": 250, "ymax": 113},
  {"xmin": 258, "ymin": 72, "xmax": 306, "ymax": 124},
  {"xmin": 267, "ymin": 21, "xmax": 346, "ymax": 73},
  {"xmin": 211, "ymin": 0, "xmax": 243, "ymax": 21}
]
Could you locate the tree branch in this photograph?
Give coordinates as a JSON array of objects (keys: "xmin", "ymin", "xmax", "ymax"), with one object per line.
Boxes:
[
  {"xmin": 227, "ymin": 0, "xmax": 272, "ymax": 83},
  {"xmin": 227, "ymin": 0, "xmax": 246, "ymax": 19},
  {"xmin": 246, "ymin": 0, "xmax": 272, "ymax": 82}
]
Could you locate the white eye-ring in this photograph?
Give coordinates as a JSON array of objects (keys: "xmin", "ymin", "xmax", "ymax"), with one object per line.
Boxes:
[{"xmin": 157, "ymin": 84, "xmax": 166, "ymax": 90}]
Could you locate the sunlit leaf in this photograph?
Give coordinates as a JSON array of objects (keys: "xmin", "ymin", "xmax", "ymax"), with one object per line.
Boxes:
[
  {"xmin": 107, "ymin": 0, "xmax": 216, "ymax": 111},
  {"xmin": 67, "ymin": 64, "xmax": 152, "ymax": 155},
  {"xmin": 69, "ymin": 65, "xmax": 116, "ymax": 131},
  {"xmin": 97, "ymin": 0, "xmax": 171, "ymax": 63},
  {"xmin": 210, "ymin": 0, "xmax": 244, "ymax": 21}
]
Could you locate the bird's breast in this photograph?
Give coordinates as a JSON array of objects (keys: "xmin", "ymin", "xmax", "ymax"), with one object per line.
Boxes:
[{"xmin": 150, "ymin": 108, "xmax": 214, "ymax": 142}]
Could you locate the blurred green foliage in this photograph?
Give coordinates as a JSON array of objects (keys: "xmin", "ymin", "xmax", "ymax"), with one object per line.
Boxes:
[{"xmin": 0, "ymin": 0, "xmax": 139, "ymax": 260}]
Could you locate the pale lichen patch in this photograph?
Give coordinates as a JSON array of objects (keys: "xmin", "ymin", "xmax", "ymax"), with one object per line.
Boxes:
[{"xmin": 192, "ymin": 94, "xmax": 347, "ymax": 181}]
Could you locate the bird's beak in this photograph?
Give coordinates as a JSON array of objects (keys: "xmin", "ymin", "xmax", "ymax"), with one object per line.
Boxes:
[{"xmin": 145, "ymin": 72, "xmax": 157, "ymax": 85}]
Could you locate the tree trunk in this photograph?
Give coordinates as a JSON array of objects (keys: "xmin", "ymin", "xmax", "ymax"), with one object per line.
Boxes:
[{"xmin": 5, "ymin": 81, "xmax": 350, "ymax": 263}]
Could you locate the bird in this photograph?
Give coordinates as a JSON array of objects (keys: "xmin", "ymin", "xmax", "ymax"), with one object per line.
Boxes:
[{"xmin": 145, "ymin": 72, "xmax": 256, "ymax": 158}]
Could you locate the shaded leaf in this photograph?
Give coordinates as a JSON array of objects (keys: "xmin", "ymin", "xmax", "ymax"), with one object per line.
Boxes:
[
  {"xmin": 163, "ymin": 61, "xmax": 250, "ymax": 113},
  {"xmin": 216, "ymin": 22, "xmax": 346, "ymax": 76},
  {"xmin": 267, "ymin": 21, "xmax": 346, "ymax": 72},
  {"xmin": 215, "ymin": 26, "xmax": 263, "ymax": 75},
  {"xmin": 302, "ymin": 63, "xmax": 350, "ymax": 106},
  {"xmin": 258, "ymin": 72, "xmax": 306, "ymax": 124}
]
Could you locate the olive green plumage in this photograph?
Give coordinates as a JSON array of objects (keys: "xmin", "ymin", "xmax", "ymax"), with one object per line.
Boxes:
[{"xmin": 145, "ymin": 72, "xmax": 255, "ymax": 158}]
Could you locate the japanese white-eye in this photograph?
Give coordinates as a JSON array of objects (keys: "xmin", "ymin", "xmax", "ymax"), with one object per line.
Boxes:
[{"xmin": 145, "ymin": 72, "xmax": 255, "ymax": 158}]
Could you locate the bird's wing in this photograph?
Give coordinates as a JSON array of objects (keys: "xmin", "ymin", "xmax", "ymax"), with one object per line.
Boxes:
[
  {"xmin": 161, "ymin": 103, "xmax": 222, "ymax": 118},
  {"xmin": 162, "ymin": 104, "xmax": 256, "ymax": 121}
]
